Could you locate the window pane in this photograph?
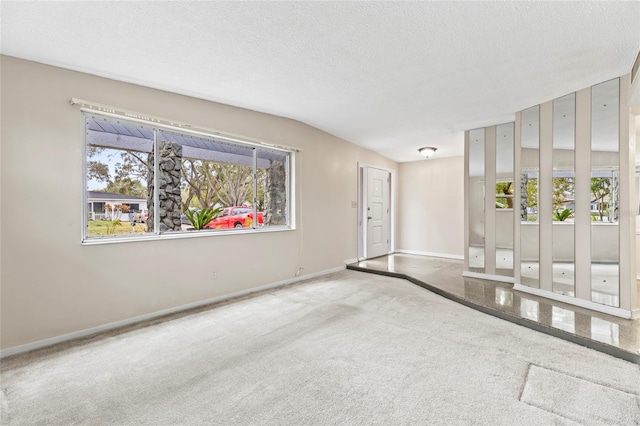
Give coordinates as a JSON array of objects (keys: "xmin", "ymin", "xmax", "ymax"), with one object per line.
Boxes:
[
  {"xmin": 85, "ymin": 114, "xmax": 153, "ymax": 238},
  {"xmin": 160, "ymin": 130, "xmax": 257, "ymax": 232}
]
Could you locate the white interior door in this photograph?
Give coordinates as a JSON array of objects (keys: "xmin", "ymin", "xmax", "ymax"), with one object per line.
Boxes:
[{"xmin": 366, "ymin": 167, "xmax": 390, "ymax": 258}]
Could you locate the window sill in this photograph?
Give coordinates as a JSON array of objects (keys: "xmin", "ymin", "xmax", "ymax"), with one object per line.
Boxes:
[
  {"xmin": 521, "ymin": 222, "xmax": 619, "ymax": 226},
  {"xmin": 82, "ymin": 225, "xmax": 294, "ymax": 245}
]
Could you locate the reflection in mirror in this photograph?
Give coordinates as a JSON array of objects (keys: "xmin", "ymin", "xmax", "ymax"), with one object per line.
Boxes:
[
  {"xmin": 636, "ymin": 169, "xmax": 640, "ymax": 217},
  {"xmin": 552, "ymin": 93, "xmax": 575, "ymax": 297},
  {"xmin": 591, "ymin": 78, "xmax": 619, "ymax": 307},
  {"xmin": 520, "ymin": 298, "xmax": 539, "ymax": 321},
  {"xmin": 552, "ymin": 306, "xmax": 575, "ymax": 333},
  {"xmin": 590, "ymin": 317, "xmax": 620, "ymax": 345},
  {"xmin": 495, "ymin": 123, "xmax": 514, "ymax": 276},
  {"xmin": 520, "ymin": 106, "xmax": 540, "ymax": 288},
  {"xmin": 468, "ymin": 128, "xmax": 485, "ymax": 273},
  {"xmin": 495, "ymin": 287, "xmax": 513, "ymax": 307}
]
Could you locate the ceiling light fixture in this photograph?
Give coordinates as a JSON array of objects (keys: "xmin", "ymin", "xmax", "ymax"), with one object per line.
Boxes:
[{"xmin": 418, "ymin": 147, "xmax": 437, "ymax": 158}]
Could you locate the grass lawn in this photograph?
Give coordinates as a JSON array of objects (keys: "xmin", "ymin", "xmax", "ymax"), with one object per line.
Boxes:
[{"xmin": 87, "ymin": 220, "xmax": 147, "ymax": 237}]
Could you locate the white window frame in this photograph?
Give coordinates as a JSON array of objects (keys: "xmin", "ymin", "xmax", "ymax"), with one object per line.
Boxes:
[{"xmin": 82, "ymin": 110, "xmax": 295, "ymax": 244}]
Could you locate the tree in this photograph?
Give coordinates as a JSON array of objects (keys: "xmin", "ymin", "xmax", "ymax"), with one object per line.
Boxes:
[
  {"xmin": 520, "ymin": 176, "xmax": 538, "ymax": 221},
  {"xmin": 496, "ymin": 181, "xmax": 513, "ymax": 208},
  {"xmin": 113, "ymin": 151, "xmax": 150, "ymax": 184},
  {"xmin": 590, "ymin": 177, "xmax": 611, "ymax": 221},
  {"xmin": 526, "ymin": 179, "xmax": 538, "ymax": 210},
  {"xmin": 87, "ymin": 146, "xmax": 110, "ymax": 183},
  {"xmin": 552, "ymin": 177, "xmax": 574, "ymax": 211},
  {"xmin": 87, "ymin": 146, "xmax": 150, "ymax": 198},
  {"xmin": 181, "ymin": 160, "xmax": 223, "ymax": 210},
  {"xmin": 213, "ymin": 163, "xmax": 254, "ymax": 207},
  {"xmin": 104, "ymin": 178, "xmax": 147, "ymax": 198},
  {"xmin": 181, "ymin": 160, "xmax": 256, "ymax": 211}
]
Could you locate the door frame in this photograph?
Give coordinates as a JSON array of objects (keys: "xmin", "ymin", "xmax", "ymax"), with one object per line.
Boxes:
[{"xmin": 358, "ymin": 162, "xmax": 396, "ymax": 260}]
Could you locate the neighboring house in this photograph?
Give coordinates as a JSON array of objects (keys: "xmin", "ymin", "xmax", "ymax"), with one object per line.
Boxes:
[{"xmin": 87, "ymin": 191, "xmax": 147, "ymax": 221}]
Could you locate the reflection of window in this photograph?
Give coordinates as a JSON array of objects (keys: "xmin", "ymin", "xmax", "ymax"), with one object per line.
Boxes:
[
  {"xmin": 84, "ymin": 112, "xmax": 292, "ymax": 241},
  {"xmin": 521, "ymin": 171, "xmax": 538, "ymax": 222},
  {"xmin": 552, "ymin": 172, "xmax": 574, "ymax": 222},
  {"xmin": 495, "ymin": 181, "xmax": 513, "ymax": 209},
  {"xmin": 590, "ymin": 170, "xmax": 618, "ymax": 223}
]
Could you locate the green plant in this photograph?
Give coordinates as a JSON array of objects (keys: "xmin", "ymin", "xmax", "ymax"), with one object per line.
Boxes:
[
  {"xmin": 106, "ymin": 219, "xmax": 122, "ymax": 234},
  {"xmin": 185, "ymin": 207, "xmax": 223, "ymax": 230},
  {"xmin": 553, "ymin": 208, "xmax": 573, "ymax": 222}
]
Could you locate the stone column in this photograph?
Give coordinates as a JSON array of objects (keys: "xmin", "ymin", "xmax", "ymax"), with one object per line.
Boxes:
[
  {"xmin": 147, "ymin": 142, "xmax": 183, "ymax": 233},
  {"xmin": 146, "ymin": 152, "xmax": 155, "ymax": 232},
  {"xmin": 265, "ymin": 160, "xmax": 286, "ymax": 225},
  {"xmin": 520, "ymin": 174, "xmax": 528, "ymax": 222},
  {"xmin": 157, "ymin": 142, "xmax": 183, "ymax": 232}
]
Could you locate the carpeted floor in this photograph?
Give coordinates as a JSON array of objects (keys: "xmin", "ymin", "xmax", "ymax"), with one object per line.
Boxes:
[{"xmin": 1, "ymin": 270, "xmax": 639, "ymax": 425}]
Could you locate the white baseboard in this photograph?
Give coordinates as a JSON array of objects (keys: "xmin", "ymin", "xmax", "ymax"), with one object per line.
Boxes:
[
  {"xmin": 0, "ymin": 265, "xmax": 346, "ymax": 359},
  {"xmin": 395, "ymin": 249, "xmax": 463, "ymax": 261},
  {"xmin": 344, "ymin": 258, "xmax": 358, "ymax": 265},
  {"xmin": 513, "ymin": 283, "xmax": 634, "ymax": 319},
  {"xmin": 462, "ymin": 271, "xmax": 515, "ymax": 284}
]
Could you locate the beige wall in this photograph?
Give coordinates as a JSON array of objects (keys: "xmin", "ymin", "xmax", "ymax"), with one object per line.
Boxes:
[
  {"xmin": 0, "ymin": 56, "xmax": 397, "ymax": 350},
  {"xmin": 397, "ymin": 157, "xmax": 464, "ymax": 257}
]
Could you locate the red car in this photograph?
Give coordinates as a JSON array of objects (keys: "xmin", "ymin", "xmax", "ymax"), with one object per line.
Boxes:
[{"xmin": 205, "ymin": 206, "xmax": 264, "ymax": 229}]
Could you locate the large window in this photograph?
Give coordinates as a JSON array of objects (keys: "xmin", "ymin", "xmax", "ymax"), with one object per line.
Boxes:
[{"xmin": 84, "ymin": 112, "xmax": 292, "ymax": 241}]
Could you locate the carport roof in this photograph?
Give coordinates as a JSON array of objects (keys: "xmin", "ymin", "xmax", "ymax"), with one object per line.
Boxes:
[{"xmin": 87, "ymin": 191, "xmax": 146, "ymax": 201}]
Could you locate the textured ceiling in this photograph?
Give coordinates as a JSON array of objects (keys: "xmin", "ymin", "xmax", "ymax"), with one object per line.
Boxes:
[{"xmin": 1, "ymin": 1, "xmax": 639, "ymax": 162}]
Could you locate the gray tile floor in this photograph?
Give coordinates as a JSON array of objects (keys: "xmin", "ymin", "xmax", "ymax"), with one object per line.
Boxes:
[
  {"xmin": 468, "ymin": 246, "xmax": 621, "ymax": 305},
  {"xmin": 348, "ymin": 253, "xmax": 640, "ymax": 363}
]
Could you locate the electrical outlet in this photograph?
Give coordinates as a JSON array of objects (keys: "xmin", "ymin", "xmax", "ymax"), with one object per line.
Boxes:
[
  {"xmin": 351, "ymin": 201, "xmax": 357, "ymax": 208},
  {"xmin": 211, "ymin": 270, "xmax": 217, "ymax": 280}
]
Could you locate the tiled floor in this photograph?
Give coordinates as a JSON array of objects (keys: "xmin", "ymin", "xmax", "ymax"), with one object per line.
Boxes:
[
  {"xmin": 347, "ymin": 253, "xmax": 640, "ymax": 364},
  {"xmin": 468, "ymin": 246, "xmax": 620, "ymax": 305}
]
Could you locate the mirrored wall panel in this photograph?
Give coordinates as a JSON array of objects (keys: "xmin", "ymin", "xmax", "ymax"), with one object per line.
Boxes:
[
  {"xmin": 520, "ymin": 106, "xmax": 540, "ymax": 288},
  {"xmin": 495, "ymin": 122, "xmax": 514, "ymax": 276},
  {"xmin": 552, "ymin": 93, "xmax": 575, "ymax": 297},
  {"xmin": 469, "ymin": 128, "xmax": 485, "ymax": 273},
  {"xmin": 591, "ymin": 78, "xmax": 620, "ymax": 307}
]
